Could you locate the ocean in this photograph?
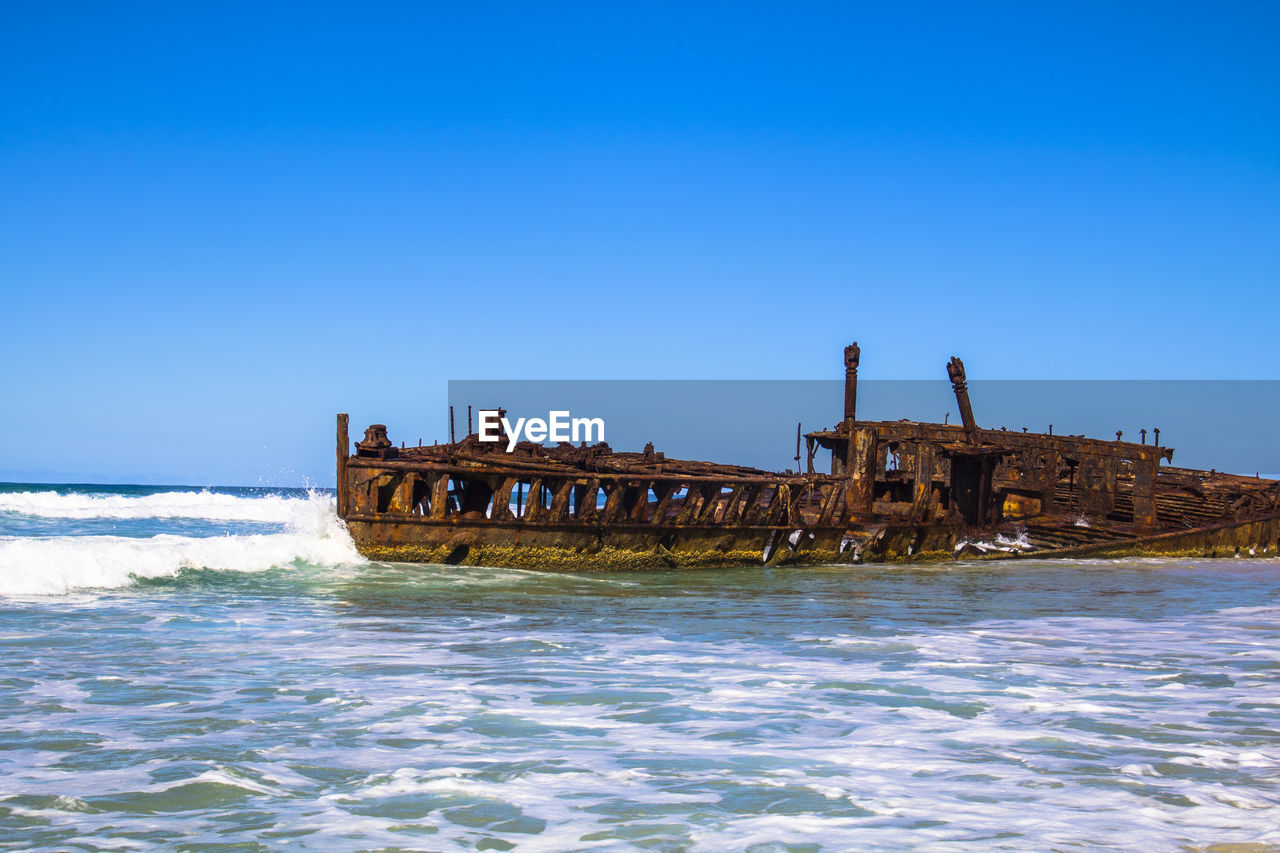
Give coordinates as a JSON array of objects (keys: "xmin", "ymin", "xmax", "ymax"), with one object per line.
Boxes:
[{"xmin": 1, "ymin": 483, "xmax": 1277, "ymax": 851}]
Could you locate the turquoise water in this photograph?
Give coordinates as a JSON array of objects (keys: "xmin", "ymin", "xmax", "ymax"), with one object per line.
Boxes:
[{"xmin": 1, "ymin": 485, "xmax": 1278, "ymax": 850}]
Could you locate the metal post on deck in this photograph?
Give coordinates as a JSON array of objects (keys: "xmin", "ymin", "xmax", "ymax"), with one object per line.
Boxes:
[
  {"xmin": 795, "ymin": 422, "xmax": 801, "ymax": 473},
  {"xmin": 336, "ymin": 413, "xmax": 349, "ymax": 517}
]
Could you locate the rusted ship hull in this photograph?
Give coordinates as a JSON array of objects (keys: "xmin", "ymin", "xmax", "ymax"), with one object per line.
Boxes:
[
  {"xmin": 342, "ymin": 515, "xmax": 966, "ymax": 570},
  {"xmin": 337, "ymin": 345, "xmax": 1280, "ymax": 570},
  {"xmin": 1004, "ymin": 515, "xmax": 1280, "ymax": 562},
  {"xmin": 342, "ymin": 501, "xmax": 1280, "ymax": 570}
]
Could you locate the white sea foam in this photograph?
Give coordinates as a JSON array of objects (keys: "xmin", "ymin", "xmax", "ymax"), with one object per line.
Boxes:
[
  {"xmin": 0, "ymin": 490, "xmax": 359, "ymax": 595},
  {"xmin": 4, "ymin": 575, "xmax": 1280, "ymax": 850},
  {"xmin": 0, "ymin": 488, "xmax": 314, "ymax": 522}
]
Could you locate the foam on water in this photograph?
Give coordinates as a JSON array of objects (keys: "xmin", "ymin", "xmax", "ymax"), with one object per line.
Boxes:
[
  {"xmin": 0, "ymin": 488, "xmax": 313, "ymax": 522},
  {"xmin": 3, "ymin": 484, "xmax": 1280, "ymax": 850},
  {"xmin": 9, "ymin": 576, "xmax": 1276, "ymax": 851},
  {"xmin": 0, "ymin": 490, "xmax": 358, "ymax": 595}
]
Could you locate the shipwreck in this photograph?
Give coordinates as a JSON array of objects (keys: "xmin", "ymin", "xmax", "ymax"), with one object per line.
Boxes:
[{"xmin": 336, "ymin": 344, "xmax": 1280, "ymax": 569}]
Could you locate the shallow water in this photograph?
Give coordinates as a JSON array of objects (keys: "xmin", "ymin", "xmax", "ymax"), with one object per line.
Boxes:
[{"xmin": 1, "ymin": 485, "xmax": 1278, "ymax": 851}]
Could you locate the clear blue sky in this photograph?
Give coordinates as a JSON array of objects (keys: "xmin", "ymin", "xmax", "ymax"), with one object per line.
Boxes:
[{"xmin": 2, "ymin": 2, "xmax": 1277, "ymax": 485}]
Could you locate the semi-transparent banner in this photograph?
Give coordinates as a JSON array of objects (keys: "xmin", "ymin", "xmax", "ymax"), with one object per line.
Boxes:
[{"xmin": 443, "ymin": 380, "xmax": 1280, "ymax": 478}]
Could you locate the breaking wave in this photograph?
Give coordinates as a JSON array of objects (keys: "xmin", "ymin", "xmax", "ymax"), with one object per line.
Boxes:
[
  {"xmin": 0, "ymin": 490, "xmax": 360, "ymax": 596},
  {"xmin": 0, "ymin": 488, "xmax": 313, "ymax": 522}
]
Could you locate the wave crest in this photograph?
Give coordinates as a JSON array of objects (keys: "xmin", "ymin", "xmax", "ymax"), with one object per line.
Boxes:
[
  {"xmin": 0, "ymin": 489, "xmax": 317, "ymax": 522},
  {"xmin": 0, "ymin": 490, "xmax": 361, "ymax": 595}
]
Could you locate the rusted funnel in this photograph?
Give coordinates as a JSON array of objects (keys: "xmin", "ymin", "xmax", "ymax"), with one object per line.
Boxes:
[
  {"xmin": 843, "ymin": 341, "xmax": 860, "ymax": 428},
  {"xmin": 947, "ymin": 357, "xmax": 978, "ymax": 440}
]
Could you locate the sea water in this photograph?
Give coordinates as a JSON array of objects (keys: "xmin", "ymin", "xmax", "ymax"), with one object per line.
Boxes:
[{"xmin": 1, "ymin": 484, "xmax": 1278, "ymax": 851}]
